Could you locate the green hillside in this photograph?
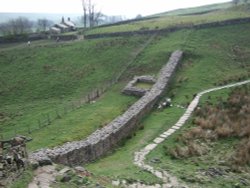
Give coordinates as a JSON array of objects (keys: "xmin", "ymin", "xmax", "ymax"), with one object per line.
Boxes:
[
  {"xmin": 84, "ymin": 22, "xmax": 250, "ymax": 188},
  {"xmin": 156, "ymin": 1, "xmax": 233, "ymax": 16},
  {"xmin": 1, "ymin": 1, "xmax": 250, "ymax": 188},
  {"xmin": 85, "ymin": 3, "xmax": 250, "ymax": 35},
  {"xmin": 0, "ymin": 37, "xmax": 148, "ymax": 146}
]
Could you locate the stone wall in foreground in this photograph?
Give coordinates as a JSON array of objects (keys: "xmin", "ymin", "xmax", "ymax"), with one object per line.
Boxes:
[{"xmin": 29, "ymin": 50, "xmax": 183, "ymax": 167}]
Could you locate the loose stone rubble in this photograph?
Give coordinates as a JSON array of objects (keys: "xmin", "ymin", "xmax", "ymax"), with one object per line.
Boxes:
[{"xmin": 0, "ymin": 136, "xmax": 28, "ymax": 187}]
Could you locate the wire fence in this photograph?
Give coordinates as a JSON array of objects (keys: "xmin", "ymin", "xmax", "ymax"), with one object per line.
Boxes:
[{"xmin": 1, "ymin": 78, "xmax": 118, "ymax": 141}]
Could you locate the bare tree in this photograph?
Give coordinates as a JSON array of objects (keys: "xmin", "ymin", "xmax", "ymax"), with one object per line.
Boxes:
[
  {"xmin": 37, "ymin": 18, "xmax": 53, "ymax": 32},
  {"xmin": 82, "ymin": 0, "xmax": 88, "ymax": 28},
  {"xmin": 94, "ymin": 12, "xmax": 104, "ymax": 26},
  {"xmin": 16, "ymin": 17, "xmax": 33, "ymax": 34},
  {"xmin": 0, "ymin": 17, "xmax": 33, "ymax": 36},
  {"xmin": 0, "ymin": 22, "xmax": 11, "ymax": 36},
  {"xmin": 82, "ymin": 0, "xmax": 102, "ymax": 28},
  {"xmin": 232, "ymin": 0, "xmax": 240, "ymax": 5}
]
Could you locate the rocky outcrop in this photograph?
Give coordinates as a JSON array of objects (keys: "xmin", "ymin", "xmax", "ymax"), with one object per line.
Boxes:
[{"xmin": 29, "ymin": 50, "xmax": 183, "ymax": 167}]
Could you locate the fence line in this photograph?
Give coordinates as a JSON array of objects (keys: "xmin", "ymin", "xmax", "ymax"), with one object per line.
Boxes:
[
  {"xmin": 1, "ymin": 33, "xmax": 157, "ymax": 141},
  {"xmin": 2, "ymin": 75, "xmax": 129, "ymax": 141}
]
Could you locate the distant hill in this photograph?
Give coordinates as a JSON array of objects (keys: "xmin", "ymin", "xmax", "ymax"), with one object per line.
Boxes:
[
  {"xmin": 0, "ymin": 12, "xmax": 82, "ymax": 24},
  {"xmin": 154, "ymin": 1, "xmax": 233, "ymax": 16}
]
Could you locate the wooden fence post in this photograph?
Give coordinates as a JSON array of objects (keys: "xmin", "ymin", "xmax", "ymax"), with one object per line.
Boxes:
[
  {"xmin": 56, "ymin": 109, "xmax": 60, "ymax": 119},
  {"xmin": 38, "ymin": 119, "xmax": 41, "ymax": 128},
  {"xmin": 96, "ymin": 90, "xmax": 99, "ymax": 98},
  {"xmin": 64, "ymin": 107, "xmax": 67, "ymax": 115},
  {"xmin": 27, "ymin": 125, "xmax": 31, "ymax": 134},
  {"xmin": 47, "ymin": 114, "xmax": 51, "ymax": 125}
]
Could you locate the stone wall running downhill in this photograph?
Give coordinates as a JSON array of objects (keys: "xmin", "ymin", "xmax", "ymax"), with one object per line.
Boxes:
[{"xmin": 29, "ymin": 50, "xmax": 183, "ymax": 167}]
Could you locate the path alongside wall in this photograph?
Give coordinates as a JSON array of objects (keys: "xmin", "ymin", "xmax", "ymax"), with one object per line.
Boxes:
[
  {"xmin": 29, "ymin": 50, "xmax": 183, "ymax": 167},
  {"xmin": 129, "ymin": 79, "xmax": 250, "ymax": 188}
]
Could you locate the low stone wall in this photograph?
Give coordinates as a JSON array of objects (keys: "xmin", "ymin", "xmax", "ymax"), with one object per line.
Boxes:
[
  {"xmin": 29, "ymin": 50, "xmax": 183, "ymax": 167},
  {"xmin": 85, "ymin": 17, "xmax": 250, "ymax": 39},
  {"xmin": 122, "ymin": 75, "xmax": 156, "ymax": 97},
  {"xmin": 50, "ymin": 34, "xmax": 78, "ymax": 41},
  {"xmin": 0, "ymin": 33, "xmax": 48, "ymax": 44}
]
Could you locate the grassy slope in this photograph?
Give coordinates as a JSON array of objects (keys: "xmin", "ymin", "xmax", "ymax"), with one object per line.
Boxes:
[
  {"xmin": 156, "ymin": 1, "xmax": 232, "ymax": 16},
  {"xmin": 0, "ymin": 36, "xmax": 147, "ymax": 145},
  {"xmin": 2, "ymin": 2, "xmax": 250, "ymax": 188},
  {"xmin": 146, "ymin": 85, "xmax": 250, "ymax": 188},
  {"xmin": 5, "ymin": 22, "xmax": 250, "ymax": 187},
  {"xmin": 85, "ymin": 23, "xmax": 250, "ymax": 187},
  {"xmin": 86, "ymin": 4, "xmax": 250, "ymax": 35}
]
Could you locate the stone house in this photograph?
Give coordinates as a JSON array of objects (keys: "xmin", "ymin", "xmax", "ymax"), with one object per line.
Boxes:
[{"xmin": 50, "ymin": 17, "xmax": 76, "ymax": 34}]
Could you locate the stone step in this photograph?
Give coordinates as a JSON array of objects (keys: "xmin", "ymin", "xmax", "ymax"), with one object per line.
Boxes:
[
  {"xmin": 172, "ymin": 126, "xmax": 180, "ymax": 130},
  {"xmin": 160, "ymin": 134, "xmax": 169, "ymax": 138},
  {"xmin": 153, "ymin": 137, "xmax": 165, "ymax": 144},
  {"xmin": 144, "ymin": 144, "xmax": 157, "ymax": 152}
]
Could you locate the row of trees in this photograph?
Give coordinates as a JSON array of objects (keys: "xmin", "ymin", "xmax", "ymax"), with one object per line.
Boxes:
[
  {"xmin": 0, "ymin": 17, "xmax": 53, "ymax": 36},
  {"xmin": 82, "ymin": 0, "xmax": 103, "ymax": 28},
  {"xmin": 232, "ymin": 0, "xmax": 249, "ymax": 5},
  {"xmin": 0, "ymin": 1, "xmax": 122, "ymax": 36}
]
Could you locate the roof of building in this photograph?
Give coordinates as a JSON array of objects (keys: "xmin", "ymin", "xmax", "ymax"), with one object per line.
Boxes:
[
  {"xmin": 64, "ymin": 21, "xmax": 75, "ymax": 27},
  {"xmin": 50, "ymin": 27, "xmax": 61, "ymax": 32},
  {"xmin": 55, "ymin": 23, "xmax": 68, "ymax": 29}
]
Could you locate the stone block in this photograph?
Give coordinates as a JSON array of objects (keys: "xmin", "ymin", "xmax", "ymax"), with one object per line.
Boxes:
[{"xmin": 0, "ymin": 163, "xmax": 3, "ymax": 170}]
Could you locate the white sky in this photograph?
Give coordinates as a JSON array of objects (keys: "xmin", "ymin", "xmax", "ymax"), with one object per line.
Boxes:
[{"xmin": 0, "ymin": 0, "xmax": 230, "ymax": 18}]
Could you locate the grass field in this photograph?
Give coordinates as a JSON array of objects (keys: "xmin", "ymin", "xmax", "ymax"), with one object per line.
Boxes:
[
  {"xmin": 146, "ymin": 84, "xmax": 250, "ymax": 188},
  {"xmin": 0, "ymin": 36, "xmax": 148, "ymax": 145},
  {"xmin": 85, "ymin": 4, "xmax": 250, "ymax": 35},
  {"xmin": 42, "ymin": 24, "xmax": 250, "ymax": 187},
  {"xmin": 83, "ymin": 23, "xmax": 250, "ymax": 187},
  {"xmin": 156, "ymin": 1, "xmax": 233, "ymax": 16},
  {"xmin": 2, "ymin": 1, "xmax": 250, "ymax": 187}
]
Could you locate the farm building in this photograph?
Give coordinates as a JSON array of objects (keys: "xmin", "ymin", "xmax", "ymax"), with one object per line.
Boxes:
[{"xmin": 50, "ymin": 17, "xmax": 76, "ymax": 34}]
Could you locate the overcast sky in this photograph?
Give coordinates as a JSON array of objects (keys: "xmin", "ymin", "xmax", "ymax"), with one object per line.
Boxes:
[{"xmin": 1, "ymin": 0, "xmax": 230, "ymax": 18}]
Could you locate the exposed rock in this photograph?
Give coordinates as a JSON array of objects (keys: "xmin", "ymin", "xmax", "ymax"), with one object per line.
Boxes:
[
  {"xmin": 239, "ymin": 178, "xmax": 249, "ymax": 186},
  {"xmin": 112, "ymin": 180, "xmax": 120, "ymax": 186},
  {"xmin": 38, "ymin": 156, "xmax": 52, "ymax": 166},
  {"xmin": 59, "ymin": 167, "xmax": 71, "ymax": 174},
  {"xmin": 74, "ymin": 166, "xmax": 86, "ymax": 172},
  {"xmin": 0, "ymin": 136, "xmax": 28, "ymax": 186},
  {"xmin": 60, "ymin": 174, "xmax": 71, "ymax": 182},
  {"xmin": 150, "ymin": 158, "xmax": 161, "ymax": 164}
]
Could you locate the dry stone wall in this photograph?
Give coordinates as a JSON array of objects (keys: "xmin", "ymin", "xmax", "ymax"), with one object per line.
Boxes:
[
  {"xmin": 29, "ymin": 50, "xmax": 183, "ymax": 167},
  {"xmin": 122, "ymin": 75, "xmax": 156, "ymax": 97},
  {"xmin": 85, "ymin": 17, "xmax": 250, "ymax": 39}
]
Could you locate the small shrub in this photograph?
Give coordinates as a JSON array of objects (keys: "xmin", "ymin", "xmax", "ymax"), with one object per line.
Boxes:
[
  {"xmin": 139, "ymin": 125, "xmax": 144, "ymax": 130},
  {"xmin": 215, "ymin": 125, "xmax": 232, "ymax": 138}
]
